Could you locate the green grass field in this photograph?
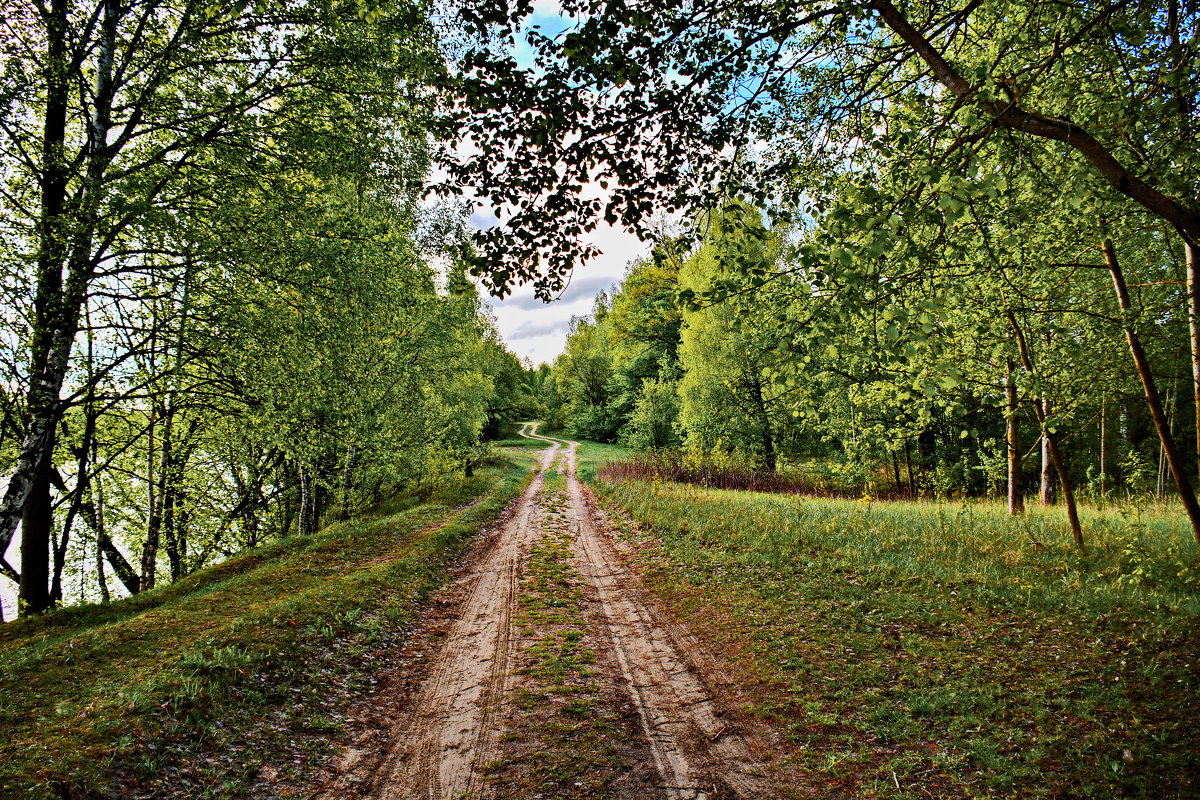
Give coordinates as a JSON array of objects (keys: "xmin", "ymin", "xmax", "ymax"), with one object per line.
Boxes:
[
  {"xmin": 0, "ymin": 460, "xmax": 531, "ymax": 800},
  {"xmin": 572, "ymin": 438, "xmax": 630, "ymax": 482},
  {"xmin": 592, "ymin": 477, "xmax": 1200, "ymax": 798},
  {"xmin": 488, "ymin": 436, "xmax": 547, "ymax": 450}
]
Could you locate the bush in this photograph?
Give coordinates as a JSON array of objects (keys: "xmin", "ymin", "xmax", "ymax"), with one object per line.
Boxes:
[
  {"xmin": 568, "ymin": 404, "xmax": 623, "ymax": 443},
  {"xmin": 602, "ymin": 450, "xmax": 914, "ymax": 499}
]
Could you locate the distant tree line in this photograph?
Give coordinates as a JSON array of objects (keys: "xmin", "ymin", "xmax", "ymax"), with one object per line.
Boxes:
[{"xmin": 547, "ymin": 196, "xmax": 1199, "ymax": 548}]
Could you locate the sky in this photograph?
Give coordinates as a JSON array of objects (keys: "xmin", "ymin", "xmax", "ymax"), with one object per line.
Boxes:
[{"xmin": 478, "ymin": 221, "xmax": 649, "ymax": 366}]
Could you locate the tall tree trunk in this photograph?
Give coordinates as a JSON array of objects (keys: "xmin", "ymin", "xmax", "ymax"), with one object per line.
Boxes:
[
  {"xmin": 231, "ymin": 449, "xmax": 275, "ymax": 549},
  {"xmin": 1120, "ymin": 399, "xmax": 1131, "ymax": 489},
  {"xmin": 1105, "ymin": 240, "xmax": 1200, "ymax": 543},
  {"xmin": 891, "ymin": 450, "xmax": 902, "ymax": 495},
  {"xmin": 52, "ymin": 485, "xmax": 76, "ymax": 606},
  {"xmin": 141, "ymin": 399, "xmax": 160, "ymax": 591},
  {"xmin": 1156, "ymin": 382, "xmax": 1175, "ymax": 500},
  {"xmin": 1006, "ymin": 311, "xmax": 1085, "ymax": 550},
  {"xmin": 164, "ymin": 480, "xmax": 180, "ymax": 581},
  {"xmin": 1006, "ymin": 358, "xmax": 1024, "ymax": 515},
  {"xmin": 177, "ymin": 505, "xmax": 190, "ymax": 574},
  {"xmin": 95, "ymin": 501, "xmax": 109, "ymax": 604},
  {"xmin": 92, "ymin": 474, "xmax": 109, "ymax": 599},
  {"xmin": 160, "ymin": 261, "xmax": 194, "ymax": 578},
  {"xmin": 245, "ymin": 509, "xmax": 260, "ymax": 549},
  {"xmin": 341, "ymin": 444, "xmax": 358, "ymax": 519},
  {"xmin": 10, "ymin": 0, "xmax": 70, "ymax": 615},
  {"xmin": 96, "ymin": 531, "xmax": 140, "ymax": 595},
  {"xmin": 313, "ymin": 479, "xmax": 328, "ymax": 533},
  {"xmin": 1099, "ymin": 403, "xmax": 1107, "ymax": 497},
  {"xmin": 750, "ymin": 377, "xmax": 776, "ymax": 472},
  {"xmin": 85, "ymin": 277, "xmax": 108, "ymax": 604},
  {"xmin": 81, "ymin": 454, "xmax": 139, "ymax": 595},
  {"xmin": 1188, "ymin": 242, "xmax": 1200, "ymax": 487},
  {"xmin": 4, "ymin": 0, "xmax": 121, "ymax": 602},
  {"xmin": 280, "ymin": 461, "xmax": 297, "ymax": 539},
  {"xmin": 51, "ymin": 408, "xmax": 98, "ymax": 604},
  {"xmin": 1169, "ymin": 380, "xmax": 1180, "ymax": 498},
  {"xmin": 19, "ymin": 458, "xmax": 53, "ymax": 614},
  {"xmin": 1039, "ymin": 392, "xmax": 1054, "ymax": 505},
  {"xmin": 147, "ymin": 399, "xmax": 186, "ymax": 584},
  {"xmin": 904, "ymin": 439, "xmax": 916, "ymax": 496},
  {"xmin": 918, "ymin": 430, "xmax": 935, "ymax": 489},
  {"xmin": 1039, "ymin": 431, "xmax": 1053, "ymax": 504},
  {"xmin": 298, "ymin": 467, "xmax": 311, "ymax": 536},
  {"xmin": 157, "ymin": 404, "xmax": 182, "ymax": 581}
]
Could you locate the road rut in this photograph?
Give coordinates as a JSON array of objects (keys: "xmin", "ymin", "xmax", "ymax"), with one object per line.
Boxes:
[{"xmin": 314, "ymin": 423, "xmax": 770, "ymax": 799}]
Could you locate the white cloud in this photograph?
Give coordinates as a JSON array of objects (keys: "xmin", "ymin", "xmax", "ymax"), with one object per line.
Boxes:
[
  {"xmin": 530, "ymin": 0, "xmax": 563, "ymax": 16},
  {"xmin": 483, "ymin": 220, "xmax": 649, "ymax": 365},
  {"xmin": 507, "ymin": 318, "xmax": 571, "ymax": 339},
  {"xmin": 468, "ymin": 209, "xmax": 499, "ymax": 229}
]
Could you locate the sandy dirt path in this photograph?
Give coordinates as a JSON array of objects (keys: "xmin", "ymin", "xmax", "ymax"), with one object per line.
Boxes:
[
  {"xmin": 558, "ymin": 437, "xmax": 769, "ymax": 800},
  {"xmin": 318, "ymin": 423, "xmax": 557, "ymax": 800},
  {"xmin": 314, "ymin": 424, "xmax": 771, "ymax": 799}
]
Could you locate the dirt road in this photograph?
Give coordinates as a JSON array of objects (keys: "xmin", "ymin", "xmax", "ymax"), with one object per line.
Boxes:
[{"xmin": 314, "ymin": 424, "xmax": 770, "ymax": 799}]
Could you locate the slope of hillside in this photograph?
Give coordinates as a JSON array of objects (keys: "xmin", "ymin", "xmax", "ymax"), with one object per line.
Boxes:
[{"xmin": 0, "ymin": 458, "xmax": 533, "ymax": 800}]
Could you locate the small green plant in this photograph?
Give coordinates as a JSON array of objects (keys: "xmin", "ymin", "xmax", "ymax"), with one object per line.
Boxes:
[{"xmin": 1119, "ymin": 449, "xmax": 1155, "ymax": 510}]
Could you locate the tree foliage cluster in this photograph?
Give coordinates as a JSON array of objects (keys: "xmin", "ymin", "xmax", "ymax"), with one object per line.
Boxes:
[
  {"xmin": 0, "ymin": 0, "xmax": 530, "ymax": 617},
  {"xmin": 552, "ymin": 202, "xmax": 1191, "ymax": 517},
  {"xmin": 464, "ymin": 0, "xmax": 1200, "ymax": 549}
]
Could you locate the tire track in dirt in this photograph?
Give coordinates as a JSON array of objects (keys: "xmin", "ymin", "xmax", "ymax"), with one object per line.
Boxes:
[
  {"xmin": 343, "ymin": 423, "xmax": 559, "ymax": 800},
  {"xmin": 480, "ymin": 471, "xmax": 665, "ymax": 798},
  {"xmin": 558, "ymin": 437, "xmax": 770, "ymax": 800},
  {"xmin": 314, "ymin": 424, "xmax": 771, "ymax": 799}
]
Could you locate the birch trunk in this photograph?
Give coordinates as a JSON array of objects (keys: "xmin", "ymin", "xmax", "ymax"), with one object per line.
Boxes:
[
  {"xmin": 7, "ymin": 0, "xmax": 120, "ymax": 611},
  {"xmin": 1006, "ymin": 358, "xmax": 1024, "ymax": 515},
  {"xmin": 1099, "ymin": 403, "xmax": 1107, "ymax": 496},
  {"xmin": 1040, "ymin": 393, "xmax": 1054, "ymax": 505},
  {"xmin": 1188, "ymin": 242, "xmax": 1200, "ymax": 486},
  {"xmin": 1106, "ymin": 240, "xmax": 1200, "ymax": 543}
]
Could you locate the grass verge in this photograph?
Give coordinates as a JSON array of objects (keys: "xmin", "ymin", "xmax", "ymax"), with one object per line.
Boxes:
[
  {"xmin": 0, "ymin": 460, "xmax": 532, "ymax": 800},
  {"xmin": 489, "ymin": 437, "xmax": 548, "ymax": 450},
  {"xmin": 592, "ymin": 478, "xmax": 1200, "ymax": 799},
  {"xmin": 571, "ymin": 439, "xmax": 630, "ymax": 483}
]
